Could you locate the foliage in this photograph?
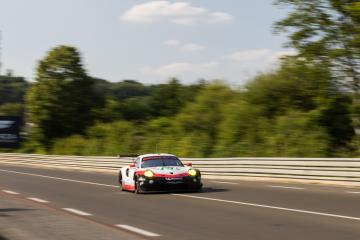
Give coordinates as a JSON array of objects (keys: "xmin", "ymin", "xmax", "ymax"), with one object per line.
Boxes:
[
  {"xmin": 274, "ymin": 0, "xmax": 360, "ymax": 92},
  {"xmin": 26, "ymin": 45, "xmax": 104, "ymax": 145},
  {"xmin": 174, "ymin": 83, "xmax": 235, "ymax": 157},
  {"xmin": 274, "ymin": 0, "xmax": 360, "ymax": 130},
  {"xmin": 47, "ymin": 67, "xmax": 353, "ymax": 157},
  {"xmin": 93, "ymin": 78, "xmax": 203, "ymax": 122},
  {"xmin": 51, "ymin": 121, "xmax": 141, "ymax": 156},
  {"xmin": 111, "ymin": 80, "xmax": 151, "ymax": 101},
  {"xmin": 0, "ymin": 40, "xmax": 355, "ymax": 157},
  {"xmin": 0, "ymin": 75, "xmax": 29, "ymax": 105},
  {"xmin": 0, "ymin": 103, "xmax": 23, "ymax": 116},
  {"xmin": 148, "ymin": 78, "xmax": 204, "ymax": 117}
]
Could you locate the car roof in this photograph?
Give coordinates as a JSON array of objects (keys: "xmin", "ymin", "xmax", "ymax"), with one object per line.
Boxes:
[{"xmin": 139, "ymin": 153, "xmax": 177, "ymax": 159}]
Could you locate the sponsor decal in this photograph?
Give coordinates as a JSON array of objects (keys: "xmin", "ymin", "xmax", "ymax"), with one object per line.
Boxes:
[
  {"xmin": 165, "ymin": 177, "xmax": 182, "ymax": 181},
  {"xmin": 142, "ymin": 156, "xmax": 179, "ymax": 161}
]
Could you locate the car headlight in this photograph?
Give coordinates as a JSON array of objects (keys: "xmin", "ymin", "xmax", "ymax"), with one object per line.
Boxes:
[
  {"xmin": 144, "ymin": 170, "xmax": 154, "ymax": 178},
  {"xmin": 188, "ymin": 169, "xmax": 197, "ymax": 176}
]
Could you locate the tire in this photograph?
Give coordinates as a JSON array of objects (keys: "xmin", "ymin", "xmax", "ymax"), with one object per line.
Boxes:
[
  {"xmin": 118, "ymin": 172, "xmax": 124, "ymax": 191},
  {"xmin": 134, "ymin": 177, "xmax": 142, "ymax": 194}
]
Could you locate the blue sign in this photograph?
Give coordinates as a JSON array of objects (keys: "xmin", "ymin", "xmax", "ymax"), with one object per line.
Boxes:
[{"xmin": 0, "ymin": 116, "xmax": 21, "ymax": 148}]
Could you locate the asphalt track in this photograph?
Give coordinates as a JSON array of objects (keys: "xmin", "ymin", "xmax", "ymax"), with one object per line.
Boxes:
[{"xmin": 0, "ymin": 163, "xmax": 360, "ymax": 240}]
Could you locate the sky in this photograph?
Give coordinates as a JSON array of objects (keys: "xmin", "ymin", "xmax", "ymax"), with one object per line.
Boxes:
[{"xmin": 0, "ymin": 0, "xmax": 293, "ymax": 85}]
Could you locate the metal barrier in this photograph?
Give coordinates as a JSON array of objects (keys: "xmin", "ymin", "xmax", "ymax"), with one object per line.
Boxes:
[{"xmin": 0, "ymin": 153, "xmax": 360, "ymax": 184}]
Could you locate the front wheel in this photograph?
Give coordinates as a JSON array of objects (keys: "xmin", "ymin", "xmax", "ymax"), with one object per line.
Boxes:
[{"xmin": 134, "ymin": 179, "xmax": 142, "ymax": 194}]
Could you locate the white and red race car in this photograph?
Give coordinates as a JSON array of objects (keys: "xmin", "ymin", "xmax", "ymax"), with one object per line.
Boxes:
[{"xmin": 118, "ymin": 153, "xmax": 202, "ymax": 193}]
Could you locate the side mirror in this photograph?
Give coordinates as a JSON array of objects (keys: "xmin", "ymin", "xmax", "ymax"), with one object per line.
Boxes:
[
  {"xmin": 186, "ymin": 163, "xmax": 192, "ymax": 167},
  {"xmin": 129, "ymin": 164, "xmax": 135, "ymax": 168}
]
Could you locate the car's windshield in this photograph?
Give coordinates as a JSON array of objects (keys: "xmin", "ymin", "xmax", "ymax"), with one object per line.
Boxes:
[{"xmin": 141, "ymin": 157, "xmax": 183, "ymax": 168}]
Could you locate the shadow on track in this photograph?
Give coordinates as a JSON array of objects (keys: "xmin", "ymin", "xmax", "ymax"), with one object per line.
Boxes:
[
  {"xmin": 198, "ymin": 187, "xmax": 230, "ymax": 193},
  {"xmin": 0, "ymin": 208, "xmax": 33, "ymax": 213},
  {"xmin": 138, "ymin": 187, "xmax": 230, "ymax": 195},
  {"xmin": 0, "ymin": 208, "xmax": 34, "ymax": 217}
]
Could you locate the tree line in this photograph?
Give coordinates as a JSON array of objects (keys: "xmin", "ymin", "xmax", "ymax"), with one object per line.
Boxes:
[{"xmin": 0, "ymin": 0, "xmax": 359, "ymax": 157}]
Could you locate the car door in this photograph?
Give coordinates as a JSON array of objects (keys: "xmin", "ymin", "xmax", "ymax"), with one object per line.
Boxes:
[
  {"xmin": 130, "ymin": 157, "xmax": 141, "ymax": 183},
  {"xmin": 123, "ymin": 157, "xmax": 139, "ymax": 186}
]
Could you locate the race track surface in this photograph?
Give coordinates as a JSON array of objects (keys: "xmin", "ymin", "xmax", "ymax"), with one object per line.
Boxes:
[{"xmin": 0, "ymin": 163, "xmax": 359, "ymax": 240}]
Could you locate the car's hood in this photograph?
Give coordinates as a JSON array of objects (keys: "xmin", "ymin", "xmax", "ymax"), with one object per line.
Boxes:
[{"xmin": 145, "ymin": 166, "xmax": 189, "ymax": 177}]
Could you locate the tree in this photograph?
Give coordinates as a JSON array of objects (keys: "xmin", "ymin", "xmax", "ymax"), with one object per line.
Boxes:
[
  {"xmin": 149, "ymin": 79, "xmax": 183, "ymax": 117},
  {"xmin": 215, "ymin": 103, "xmax": 330, "ymax": 157},
  {"xmin": 318, "ymin": 94, "xmax": 355, "ymax": 153},
  {"xmin": 120, "ymin": 97, "xmax": 152, "ymax": 121},
  {"xmin": 244, "ymin": 60, "xmax": 354, "ymax": 154},
  {"xmin": 269, "ymin": 111, "xmax": 329, "ymax": 157},
  {"xmin": 0, "ymin": 103, "xmax": 23, "ymax": 116},
  {"xmin": 245, "ymin": 60, "xmax": 332, "ymax": 118},
  {"xmin": 110, "ymin": 80, "xmax": 150, "ymax": 101},
  {"xmin": 175, "ymin": 83, "xmax": 236, "ymax": 157},
  {"xmin": 149, "ymin": 78, "xmax": 203, "ymax": 117},
  {"xmin": 51, "ymin": 121, "xmax": 141, "ymax": 156},
  {"xmin": 214, "ymin": 99, "xmax": 271, "ymax": 157},
  {"xmin": 275, "ymin": 0, "xmax": 360, "ymax": 90},
  {"xmin": 26, "ymin": 45, "xmax": 103, "ymax": 144},
  {"xmin": 139, "ymin": 117, "xmax": 179, "ymax": 154},
  {"xmin": 0, "ymin": 75, "xmax": 29, "ymax": 105},
  {"xmin": 275, "ymin": 0, "xmax": 360, "ymax": 129}
]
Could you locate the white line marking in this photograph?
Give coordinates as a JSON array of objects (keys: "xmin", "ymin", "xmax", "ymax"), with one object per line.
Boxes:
[
  {"xmin": 0, "ymin": 169, "xmax": 118, "ymax": 188},
  {"xmin": 27, "ymin": 197, "xmax": 49, "ymax": 203},
  {"xmin": 2, "ymin": 190, "xmax": 19, "ymax": 195},
  {"xmin": 2, "ymin": 168, "xmax": 360, "ymax": 222},
  {"xmin": 210, "ymin": 181, "xmax": 238, "ymax": 185},
  {"xmin": 62, "ymin": 208, "xmax": 92, "ymax": 216},
  {"xmin": 115, "ymin": 224, "xmax": 160, "ymax": 237},
  {"xmin": 347, "ymin": 191, "xmax": 360, "ymax": 194},
  {"xmin": 172, "ymin": 194, "xmax": 360, "ymax": 221},
  {"xmin": 269, "ymin": 185, "xmax": 304, "ymax": 190}
]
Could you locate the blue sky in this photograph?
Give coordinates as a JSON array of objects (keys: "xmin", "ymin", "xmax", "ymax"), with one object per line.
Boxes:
[{"xmin": 0, "ymin": 0, "xmax": 292, "ymax": 85}]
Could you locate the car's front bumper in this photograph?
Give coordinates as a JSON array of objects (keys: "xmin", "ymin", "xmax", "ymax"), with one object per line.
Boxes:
[{"xmin": 138, "ymin": 176, "xmax": 202, "ymax": 192}]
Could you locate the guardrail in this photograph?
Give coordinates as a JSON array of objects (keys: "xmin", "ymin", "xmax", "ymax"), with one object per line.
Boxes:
[{"xmin": 0, "ymin": 153, "xmax": 360, "ymax": 184}]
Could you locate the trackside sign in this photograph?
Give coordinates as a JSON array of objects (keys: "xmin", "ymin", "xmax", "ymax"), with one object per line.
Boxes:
[{"xmin": 0, "ymin": 116, "xmax": 21, "ymax": 148}]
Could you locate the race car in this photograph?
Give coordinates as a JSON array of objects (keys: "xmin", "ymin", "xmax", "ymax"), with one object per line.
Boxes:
[{"xmin": 118, "ymin": 153, "xmax": 202, "ymax": 193}]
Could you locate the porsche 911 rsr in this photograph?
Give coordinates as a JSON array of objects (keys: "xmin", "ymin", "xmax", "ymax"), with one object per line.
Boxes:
[{"xmin": 118, "ymin": 153, "xmax": 202, "ymax": 193}]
